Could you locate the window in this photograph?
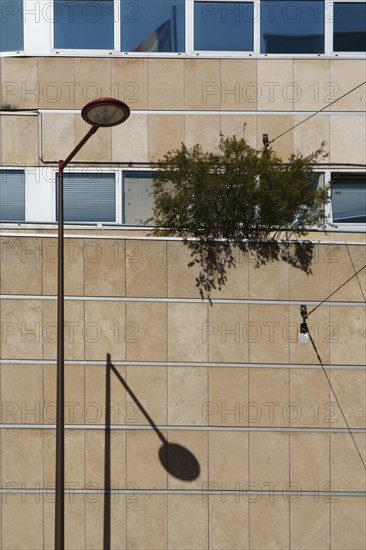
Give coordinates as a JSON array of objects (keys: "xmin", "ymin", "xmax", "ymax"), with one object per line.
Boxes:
[
  {"xmin": 260, "ymin": 0, "xmax": 324, "ymax": 54},
  {"xmin": 54, "ymin": 0, "xmax": 114, "ymax": 49},
  {"xmin": 0, "ymin": 170, "xmax": 25, "ymax": 221},
  {"xmin": 0, "ymin": 0, "xmax": 23, "ymax": 52},
  {"xmin": 123, "ymin": 171, "xmax": 154, "ymax": 225},
  {"xmin": 194, "ymin": 2, "xmax": 253, "ymax": 51},
  {"xmin": 333, "ymin": 2, "xmax": 366, "ymax": 52},
  {"xmin": 56, "ymin": 173, "xmax": 116, "ymax": 222},
  {"xmin": 331, "ymin": 174, "xmax": 366, "ymax": 224},
  {"xmin": 121, "ymin": 0, "xmax": 185, "ymax": 53}
]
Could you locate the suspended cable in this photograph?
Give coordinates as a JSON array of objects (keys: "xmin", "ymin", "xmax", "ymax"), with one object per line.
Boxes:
[{"xmin": 269, "ymin": 81, "xmax": 366, "ymax": 144}]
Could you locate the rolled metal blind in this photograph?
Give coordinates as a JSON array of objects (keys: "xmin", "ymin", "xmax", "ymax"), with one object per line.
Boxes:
[
  {"xmin": 123, "ymin": 171, "xmax": 154, "ymax": 225},
  {"xmin": 56, "ymin": 173, "xmax": 116, "ymax": 222},
  {"xmin": 0, "ymin": 170, "xmax": 25, "ymax": 221},
  {"xmin": 332, "ymin": 178, "xmax": 366, "ymax": 223}
]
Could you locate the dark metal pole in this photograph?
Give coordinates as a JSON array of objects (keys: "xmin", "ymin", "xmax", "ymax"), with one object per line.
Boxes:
[{"xmin": 55, "ymin": 159, "xmax": 65, "ymax": 550}]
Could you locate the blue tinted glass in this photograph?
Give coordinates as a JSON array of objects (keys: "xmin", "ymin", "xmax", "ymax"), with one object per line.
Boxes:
[
  {"xmin": 334, "ymin": 3, "xmax": 366, "ymax": 52},
  {"xmin": 121, "ymin": 0, "xmax": 185, "ymax": 52},
  {"xmin": 54, "ymin": 0, "xmax": 114, "ymax": 49},
  {"xmin": 0, "ymin": 0, "xmax": 23, "ymax": 51},
  {"xmin": 332, "ymin": 178, "xmax": 366, "ymax": 224},
  {"xmin": 194, "ymin": 2, "xmax": 253, "ymax": 51},
  {"xmin": 261, "ymin": 1, "xmax": 324, "ymax": 53}
]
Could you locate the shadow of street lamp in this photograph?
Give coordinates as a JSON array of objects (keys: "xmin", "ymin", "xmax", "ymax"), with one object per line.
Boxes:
[{"xmin": 55, "ymin": 98, "xmax": 130, "ymax": 550}]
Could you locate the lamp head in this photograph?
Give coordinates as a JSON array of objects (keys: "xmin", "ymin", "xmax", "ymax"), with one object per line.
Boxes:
[{"xmin": 81, "ymin": 97, "xmax": 130, "ymax": 128}]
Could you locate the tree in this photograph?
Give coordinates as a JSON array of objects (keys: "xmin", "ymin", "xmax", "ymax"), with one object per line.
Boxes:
[{"xmin": 151, "ymin": 135, "xmax": 329, "ymax": 298}]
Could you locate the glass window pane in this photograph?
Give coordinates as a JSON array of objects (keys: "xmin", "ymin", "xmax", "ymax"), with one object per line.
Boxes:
[
  {"xmin": 332, "ymin": 175, "xmax": 366, "ymax": 223},
  {"xmin": 0, "ymin": 170, "xmax": 25, "ymax": 221},
  {"xmin": 56, "ymin": 173, "xmax": 116, "ymax": 222},
  {"xmin": 333, "ymin": 2, "xmax": 366, "ymax": 52},
  {"xmin": 121, "ymin": 0, "xmax": 185, "ymax": 53},
  {"xmin": 0, "ymin": 0, "xmax": 23, "ymax": 52},
  {"xmin": 123, "ymin": 172, "xmax": 153, "ymax": 225},
  {"xmin": 54, "ymin": 0, "xmax": 114, "ymax": 49},
  {"xmin": 261, "ymin": 0, "xmax": 324, "ymax": 54},
  {"xmin": 194, "ymin": 2, "xmax": 254, "ymax": 51}
]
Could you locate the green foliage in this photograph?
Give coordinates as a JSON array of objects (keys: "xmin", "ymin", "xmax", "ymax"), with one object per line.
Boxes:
[{"xmin": 150, "ymin": 135, "xmax": 329, "ymax": 298}]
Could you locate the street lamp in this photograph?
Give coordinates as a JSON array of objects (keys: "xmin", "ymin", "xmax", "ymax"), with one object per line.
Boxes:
[{"xmin": 55, "ymin": 98, "xmax": 130, "ymax": 550}]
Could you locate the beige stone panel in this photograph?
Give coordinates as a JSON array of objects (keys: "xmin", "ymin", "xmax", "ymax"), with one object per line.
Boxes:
[
  {"xmin": 1, "ymin": 115, "xmax": 38, "ymax": 164},
  {"xmin": 168, "ymin": 494, "xmax": 208, "ymax": 549},
  {"xmin": 0, "ymin": 57, "xmax": 38, "ymax": 109},
  {"xmin": 330, "ymin": 370, "xmax": 366, "ymax": 429},
  {"xmin": 208, "ymin": 367, "xmax": 249, "ymax": 427},
  {"xmin": 330, "ymin": 116, "xmax": 366, "ymax": 164},
  {"xmin": 220, "ymin": 114, "xmax": 257, "ymax": 148},
  {"xmin": 167, "ymin": 240, "xmax": 206, "ymax": 299},
  {"xmin": 209, "ymin": 495, "xmax": 249, "ymax": 549},
  {"xmin": 331, "ymin": 497, "xmax": 366, "ymax": 550},
  {"xmin": 207, "ymin": 303, "xmax": 249, "ymax": 363},
  {"xmin": 257, "ymin": 59, "xmax": 294, "ymax": 111},
  {"xmin": 148, "ymin": 114, "xmax": 185, "ymax": 160},
  {"xmin": 43, "ymin": 363, "xmax": 85, "ymax": 425},
  {"xmin": 127, "ymin": 494, "xmax": 167, "ymax": 549},
  {"xmin": 220, "ymin": 59, "xmax": 258, "ymax": 110},
  {"xmin": 289, "ymin": 244, "xmax": 330, "ymax": 301},
  {"xmin": 249, "ymin": 368, "xmax": 289, "ymax": 427},
  {"xmin": 329, "ymin": 60, "xmax": 366, "ymax": 111},
  {"xmin": 84, "ymin": 238, "xmax": 126, "ymax": 297},
  {"xmin": 250, "ymin": 432, "xmax": 289, "ymax": 486},
  {"xmin": 293, "ymin": 115, "xmax": 330, "ymax": 157},
  {"xmin": 1, "ymin": 363, "xmax": 43, "ymax": 424},
  {"xmin": 329, "ymin": 306, "xmax": 366, "ymax": 366},
  {"xmin": 44, "ymin": 429, "xmax": 85, "ymax": 487},
  {"xmin": 38, "ymin": 57, "xmax": 75, "ymax": 109},
  {"xmin": 250, "ymin": 496, "xmax": 289, "ymax": 550},
  {"xmin": 249, "ymin": 247, "xmax": 290, "ymax": 300},
  {"xmin": 126, "ymin": 429, "xmax": 167, "ymax": 489},
  {"xmin": 111, "ymin": 57, "xmax": 147, "ymax": 109},
  {"xmin": 2, "ymin": 496, "xmax": 43, "ymax": 550},
  {"xmin": 257, "ymin": 115, "xmax": 294, "ymax": 159},
  {"xmin": 147, "ymin": 59, "xmax": 184, "ymax": 110},
  {"xmin": 185, "ymin": 114, "xmax": 221, "ymax": 152},
  {"xmin": 75, "ymin": 117, "xmax": 112, "ymax": 162},
  {"xmin": 185, "ymin": 59, "xmax": 221, "ymax": 110},
  {"xmin": 41, "ymin": 113, "xmax": 75, "ymax": 162},
  {"xmin": 289, "ymin": 305, "xmax": 330, "ymax": 366},
  {"xmin": 168, "ymin": 366, "xmax": 208, "ymax": 425},
  {"xmin": 0, "ymin": 237, "xmax": 42, "ymax": 295},
  {"xmin": 85, "ymin": 300, "xmax": 126, "ymax": 361},
  {"xmin": 126, "ymin": 239, "xmax": 166, "ymax": 297},
  {"xmin": 112, "ymin": 113, "xmax": 148, "ymax": 162},
  {"xmin": 168, "ymin": 302, "xmax": 208, "ymax": 362},
  {"xmin": 290, "ymin": 432, "xmax": 330, "ymax": 491},
  {"xmin": 209, "ymin": 245, "xmax": 250, "ymax": 300},
  {"xmin": 330, "ymin": 433, "xmax": 366, "ymax": 491},
  {"xmin": 167, "ymin": 430, "xmax": 208, "ymax": 491},
  {"xmin": 74, "ymin": 58, "xmax": 111, "ymax": 109},
  {"xmin": 64, "ymin": 496, "xmax": 86, "ymax": 550},
  {"xmin": 85, "ymin": 429, "xmax": 126, "ymax": 488},
  {"xmin": 84, "ymin": 363, "xmax": 127, "ymax": 426},
  {"xmin": 248, "ymin": 304, "xmax": 290, "ymax": 364},
  {"xmin": 291, "ymin": 498, "xmax": 330, "ymax": 549},
  {"xmin": 0, "ymin": 299, "xmax": 42, "ymax": 360},
  {"xmin": 2, "ymin": 428, "xmax": 43, "ymax": 485},
  {"xmin": 126, "ymin": 365, "xmax": 167, "ymax": 425},
  {"xmin": 209, "ymin": 431, "xmax": 248, "ymax": 488},
  {"xmin": 293, "ymin": 60, "xmax": 330, "ymax": 111},
  {"xmin": 329, "ymin": 244, "xmax": 366, "ymax": 302},
  {"xmin": 85, "ymin": 498, "xmax": 127, "ymax": 550},
  {"xmin": 42, "ymin": 300, "xmax": 85, "ymax": 361},
  {"xmin": 289, "ymin": 368, "xmax": 331, "ymax": 429},
  {"xmin": 43, "ymin": 238, "xmax": 84, "ymax": 296},
  {"xmin": 126, "ymin": 301, "xmax": 167, "ymax": 361}
]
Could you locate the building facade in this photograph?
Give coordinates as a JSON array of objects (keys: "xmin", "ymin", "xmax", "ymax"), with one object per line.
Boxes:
[{"xmin": 0, "ymin": 1, "xmax": 365, "ymax": 548}]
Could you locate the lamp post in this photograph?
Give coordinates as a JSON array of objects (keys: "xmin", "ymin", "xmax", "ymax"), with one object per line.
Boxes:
[{"xmin": 55, "ymin": 98, "xmax": 130, "ymax": 550}]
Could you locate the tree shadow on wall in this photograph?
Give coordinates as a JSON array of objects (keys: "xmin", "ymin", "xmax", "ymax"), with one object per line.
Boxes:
[
  {"xmin": 103, "ymin": 353, "xmax": 200, "ymax": 549},
  {"xmin": 185, "ymin": 239, "xmax": 315, "ymax": 300}
]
